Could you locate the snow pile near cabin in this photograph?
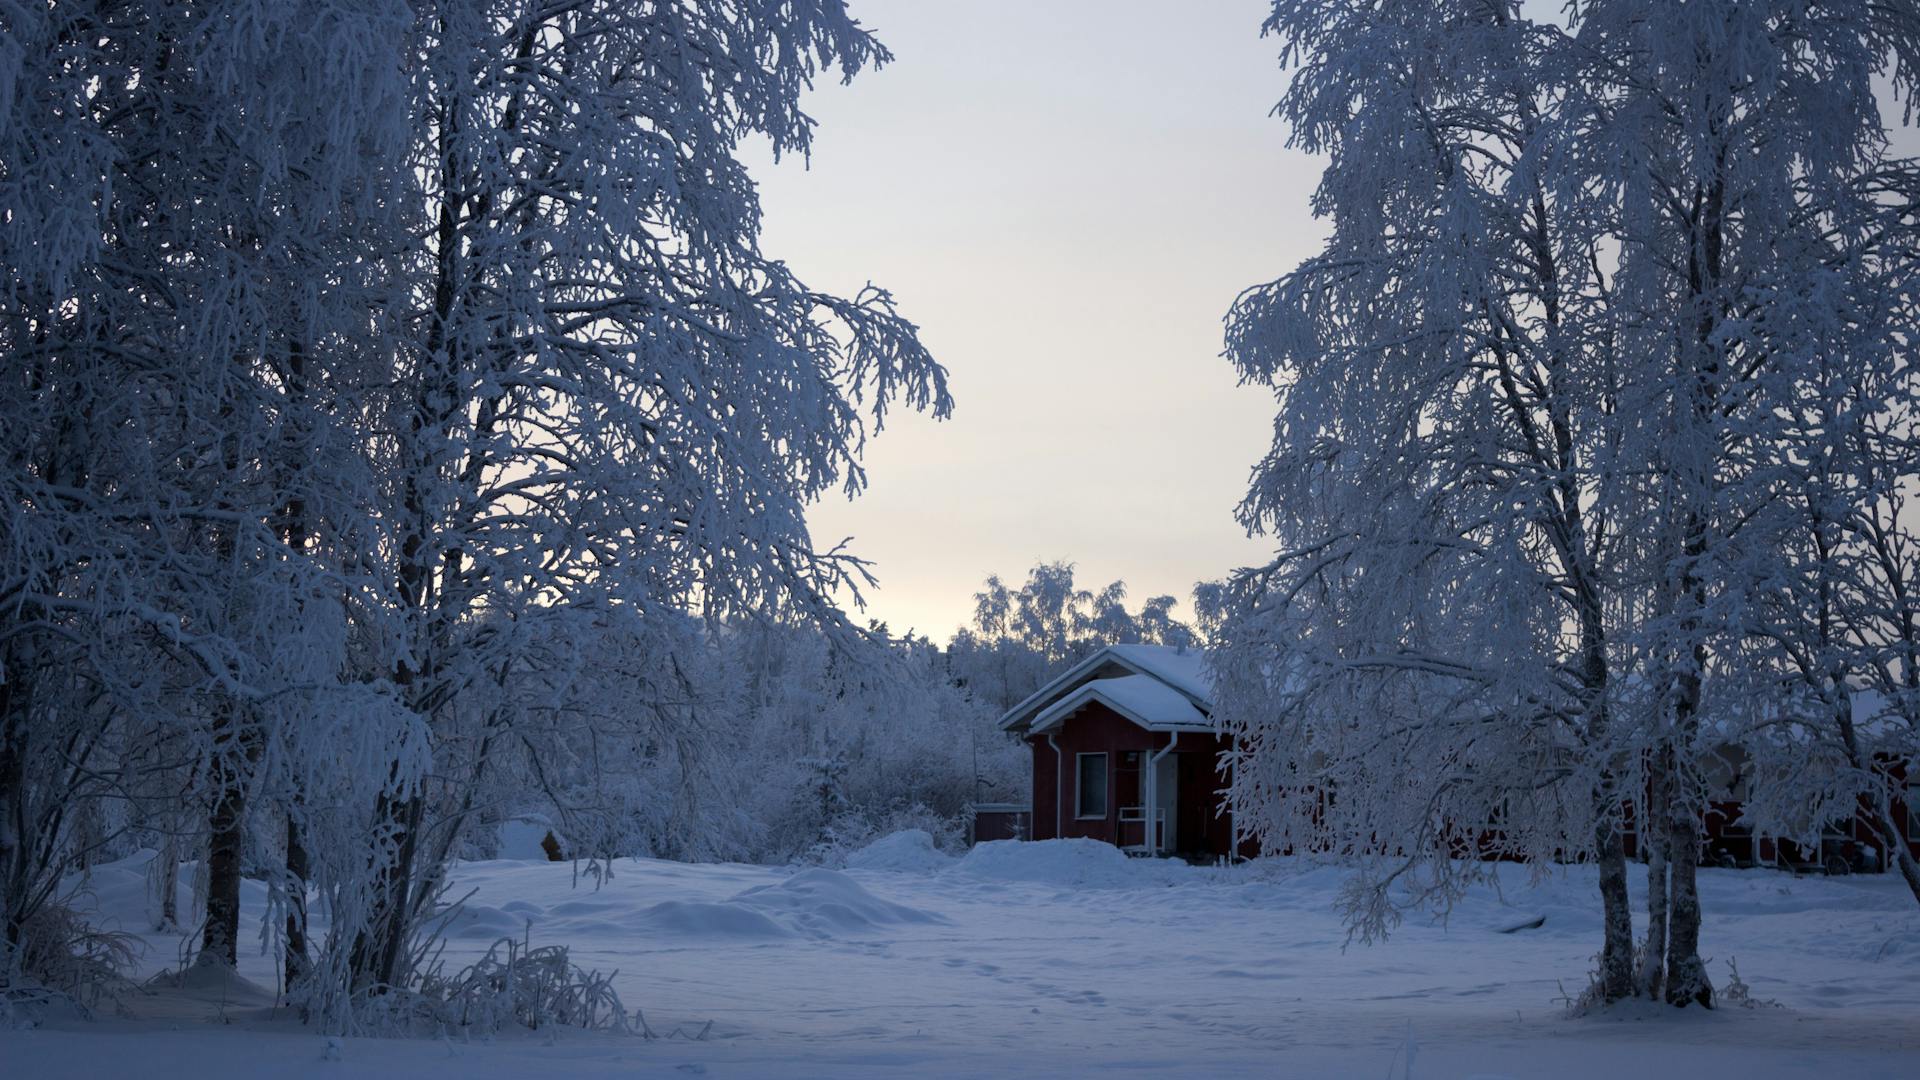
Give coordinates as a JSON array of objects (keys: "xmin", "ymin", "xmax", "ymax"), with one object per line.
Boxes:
[
  {"xmin": 729, "ymin": 869, "xmax": 944, "ymax": 936},
  {"xmin": 949, "ymin": 837, "xmax": 1169, "ymax": 888},
  {"xmin": 625, "ymin": 867, "xmax": 943, "ymax": 941},
  {"xmin": 844, "ymin": 829, "xmax": 954, "ymax": 873}
]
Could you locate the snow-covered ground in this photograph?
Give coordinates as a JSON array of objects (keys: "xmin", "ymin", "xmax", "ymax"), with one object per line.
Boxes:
[{"xmin": 5, "ymin": 836, "xmax": 1917, "ymax": 1078}]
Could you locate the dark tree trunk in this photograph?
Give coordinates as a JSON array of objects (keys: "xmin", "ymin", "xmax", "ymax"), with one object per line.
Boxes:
[
  {"xmin": 156, "ymin": 824, "xmax": 181, "ymax": 931},
  {"xmin": 1580, "ymin": 652, "xmax": 1633, "ymax": 1004},
  {"xmin": 348, "ymin": 789, "xmax": 424, "ymax": 993},
  {"xmin": 200, "ymin": 708, "xmax": 251, "ymax": 968},
  {"xmin": 1830, "ymin": 693, "xmax": 1920, "ymax": 909},
  {"xmin": 1663, "ymin": 786, "xmax": 1712, "ymax": 1007},
  {"xmin": 1641, "ymin": 743, "xmax": 1670, "ymax": 999},
  {"xmin": 276, "ymin": 337, "xmax": 313, "ymax": 997},
  {"xmin": 1592, "ymin": 803, "xmax": 1636, "ymax": 1002},
  {"xmin": 0, "ymin": 667, "xmax": 27, "ymax": 973},
  {"xmin": 283, "ymin": 810, "xmax": 310, "ymax": 994},
  {"xmin": 1573, "ymin": 574, "xmax": 1633, "ymax": 1003},
  {"xmin": 1663, "ymin": 667, "xmax": 1712, "ymax": 1008}
]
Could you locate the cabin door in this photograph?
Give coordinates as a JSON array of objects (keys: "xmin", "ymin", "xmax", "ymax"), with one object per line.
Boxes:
[{"xmin": 1153, "ymin": 752, "xmax": 1178, "ymax": 854}]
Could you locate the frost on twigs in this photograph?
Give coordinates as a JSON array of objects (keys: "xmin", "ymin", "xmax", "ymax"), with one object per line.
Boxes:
[
  {"xmin": 1557, "ymin": 954, "xmax": 1611, "ymax": 1019},
  {"xmin": 1720, "ymin": 958, "xmax": 1779, "ymax": 1010},
  {"xmin": 413, "ymin": 929, "xmax": 631, "ymax": 1036},
  {"xmin": 0, "ymin": 904, "xmax": 140, "ymax": 1026}
]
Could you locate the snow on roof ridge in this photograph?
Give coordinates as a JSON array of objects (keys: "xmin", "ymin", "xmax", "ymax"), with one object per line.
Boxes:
[
  {"xmin": 1027, "ymin": 672, "xmax": 1213, "ymax": 735},
  {"xmin": 997, "ymin": 643, "xmax": 1214, "ymax": 733}
]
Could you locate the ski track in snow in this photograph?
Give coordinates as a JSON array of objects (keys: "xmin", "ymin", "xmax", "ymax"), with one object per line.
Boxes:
[{"xmin": 4, "ymin": 841, "xmax": 1918, "ymax": 1078}]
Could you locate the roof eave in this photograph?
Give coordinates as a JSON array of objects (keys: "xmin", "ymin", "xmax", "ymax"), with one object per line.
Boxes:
[
  {"xmin": 1024, "ymin": 685, "xmax": 1214, "ymax": 737},
  {"xmin": 996, "ymin": 645, "xmax": 1214, "ymax": 732}
]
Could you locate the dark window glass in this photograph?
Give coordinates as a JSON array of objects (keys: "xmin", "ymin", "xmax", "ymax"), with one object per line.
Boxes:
[{"xmin": 1077, "ymin": 753, "xmax": 1108, "ymax": 818}]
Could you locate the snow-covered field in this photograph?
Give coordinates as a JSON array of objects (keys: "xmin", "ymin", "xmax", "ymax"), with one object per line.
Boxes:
[{"xmin": 5, "ymin": 836, "xmax": 1917, "ymax": 1079}]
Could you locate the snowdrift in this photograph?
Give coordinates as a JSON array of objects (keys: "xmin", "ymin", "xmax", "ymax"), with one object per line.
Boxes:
[
  {"xmin": 630, "ymin": 868, "xmax": 944, "ymax": 941},
  {"xmin": 844, "ymin": 829, "xmax": 955, "ymax": 873},
  {"xmin": 948, "ymin": 838, "xmax": 1170, "ymax": 888}
]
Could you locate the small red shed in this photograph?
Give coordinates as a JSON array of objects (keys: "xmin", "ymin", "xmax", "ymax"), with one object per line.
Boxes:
[{"xmin": 999, "ymin": 645, "xmax": 1241, "ymax": 860}]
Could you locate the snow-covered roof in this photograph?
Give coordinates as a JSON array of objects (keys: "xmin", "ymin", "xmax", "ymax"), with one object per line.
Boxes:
[
  {"xmin": 1027, "ymin": 673, "xmax": 1213, "ymax": 735},
  {"xmin": 998, "ymin": 644, "xmax": 1215, "ymax": 735},
  {"xmin": 1104, "ymin": 644, "xmax": 1211, "ymax": 704}
]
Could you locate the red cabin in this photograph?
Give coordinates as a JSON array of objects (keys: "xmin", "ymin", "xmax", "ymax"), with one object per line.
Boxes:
[
  {"xmin": 999, "ymin": 645, "xmax": 1244, "ymax": 860},
  {"xmin": 996, "ymin": 646, "xmax": 1920, "ymax": 875}
]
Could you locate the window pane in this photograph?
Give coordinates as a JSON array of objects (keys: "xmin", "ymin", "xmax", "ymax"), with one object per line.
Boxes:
[{"xmin": 1077, "ymin": 754, "xmax": 1107, "ymax": 818}]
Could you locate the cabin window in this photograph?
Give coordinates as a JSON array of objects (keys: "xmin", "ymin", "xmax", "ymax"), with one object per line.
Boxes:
[{"xmin": 1076, "ymin": 753, "xmax": 1108, "ymax": 819}]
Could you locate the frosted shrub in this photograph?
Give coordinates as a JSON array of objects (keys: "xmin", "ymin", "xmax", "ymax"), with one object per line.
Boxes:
[
  {"xmin": 0, "ymin": 904, "xmax": 139, "ymax": 1024},
  {"xmin": 803, "ymin": 803, "xmax": 966, "ymax": 868},
  {"xmin": 1720, "ymin": 958, "xmax": 1778, "ymax": 1010},
  {"xmin": 416, "ymin": 930, "xmax": 629, "ymax": 1035}
]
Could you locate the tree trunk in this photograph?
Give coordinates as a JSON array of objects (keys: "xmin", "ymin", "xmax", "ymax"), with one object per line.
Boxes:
[
  {"xmin": 276, "ymin": 338, "xmax": 313, "ymax": 996},
  {"xmin": 0, "ymin": 668, "xmax": 27, "ymax": 975},
  {"xmin": 1579, "ymin": 647, "xmax": 1633, "ymax": 1003},
  {"xmin": 1859, "ymin": 786, "xmax": 1920, "ymax": 909},
  {"xmin": 348, "ymin": 790, "xmax": 424, "ymax": 993},
  {"xmin": 1891, "ymin": 840, "xmax": 1920, "ymax": 909},
  {"xmin": 1831, "ymin": 692, "xmax": 1920, "ymax": 909},
  {"xmin": 283, "ymin": 810, "xmax": 310, "ymax": 995},
  {"xmin": 1592, "ymin": 803, "xmax": 1636, "ymax": 1002},
  {"xmin": 200, "ymin": 707, "xmax": 249, "ymax": 968},
  {"xmin": 155, "ymin": 824, "xmax": 181, "ymax": 931},
  {"xmin": 1641, "ymin": 743, "xmax": 1670, "ymax": 999},
  {"xmin": 1663, "ymin": 743, "xmax": 1712, "ymax": 1007}
]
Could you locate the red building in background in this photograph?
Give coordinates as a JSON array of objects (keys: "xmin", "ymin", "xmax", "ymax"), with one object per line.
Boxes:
[
  {"xmin": 991, "ymin": 645, "xmax": 1920, "ymax": 875},
  {"xmin": 997, "ymin": 645, "xmax": 1243, "ymax": 861}
]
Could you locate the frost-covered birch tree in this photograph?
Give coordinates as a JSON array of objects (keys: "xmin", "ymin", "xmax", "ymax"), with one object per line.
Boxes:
[
  {"xmin": 2, "ymin": 0, "xmax": 412, "ymax": 988},
  {"xmin": 2, "ymin": 0, "xmax": 947, "ymax": 1025},
  {"xmin": 1217, "ymin": 0, "xmax": 1920, "ymax": 1009},
  {"xmin": 327, "ymin": 0, "xmax": 948, "ymax": 1009},
  {"xmin": 1215, "ymin": 0, "xmax": 1644, "ymax": 1002},
  {"xmin": 1563, "ymin": 0, "xmax": 1920, "ymax": 1003}
]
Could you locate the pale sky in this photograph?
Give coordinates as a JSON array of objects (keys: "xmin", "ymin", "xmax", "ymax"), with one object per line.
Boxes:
[{"xmin": 746, "ymin": 0, "xmax": 1324, "ymax": 640}]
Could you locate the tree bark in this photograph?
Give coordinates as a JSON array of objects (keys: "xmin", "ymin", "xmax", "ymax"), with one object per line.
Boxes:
[
  {"xmin": 1592, "ymin": 803, "xmax": 1636, "ymax": 1002},
  {"xmin": 1641, "ymin": 743, "xmax": 1670, "ymax": 999},
  {"xmin": 0, "ymin": 666, "xmax": 27, "ymax": 972},
  {"xmin": 200, "ymin": 707, "xmax": 251, "ymax": 968},
  {"xmin": 283, "ymin": 809, "xmax": 310, "ymax": 994},
  {"xmin": 1579, "ymin": 638, "xmax": 1634, "ymax": 1003},
  {"xmin": 1663, "ymin": 787, "xmax": 1712, "ymax": 1007},
  {"xmin": 155, "ymin": 824, "xmax": 181, "ymax": 931}
]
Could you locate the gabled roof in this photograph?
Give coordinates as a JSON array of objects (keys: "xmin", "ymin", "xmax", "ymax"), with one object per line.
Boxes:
[
  {"xmin": 1026, "ymin": 673, "xmax": 1212, "ymax": 735},
  {"xmin": 998, "ymin": 644, "xmax": 1215, "ymax": 735}
]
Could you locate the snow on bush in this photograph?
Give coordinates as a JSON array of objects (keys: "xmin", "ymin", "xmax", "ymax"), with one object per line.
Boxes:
[
  {"xmin": 415, "ymin": 931, "xmax": 629, "ymax": 1034},
  {"xmin": 845, "ymin": 830, "xmax": 955, "ymax": 873},
  {"xmin": 0, "ymin": 904, "xmax": 139, "ymax": 1026}
]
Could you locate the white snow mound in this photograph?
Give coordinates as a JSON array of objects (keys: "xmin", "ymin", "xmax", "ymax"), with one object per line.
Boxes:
[
  {"xmin": 844, "ymin": 829, "xmax": 954, "ymax": 873},
  {"xmin": 950, "ymin": 838, "xmax": 1159, "ymax": 888},
  {"xmin": 630, "ymin": 868, "xmax": 942, "ymax": 941},
  {"xmin": 729, "ymin": 868, "xmax": 944, "ymax": 937},
  {"xmin": 631, "ymin": 899, "xmax": 795, "ymax": 940}
]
